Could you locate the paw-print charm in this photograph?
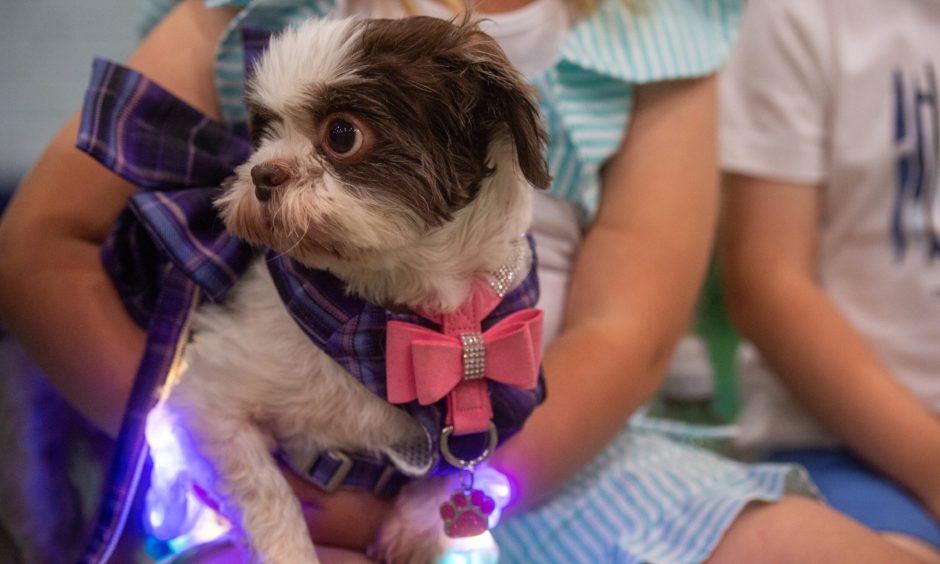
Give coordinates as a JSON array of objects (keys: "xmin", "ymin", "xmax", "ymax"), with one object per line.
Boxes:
[{"xmin": 439, "ymin": 488, "xmax": 495, "ymax": 538}]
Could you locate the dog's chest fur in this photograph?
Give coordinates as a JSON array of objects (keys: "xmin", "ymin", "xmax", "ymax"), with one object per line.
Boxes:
[{"xmin": 167, "ymin": 260, "xmax": 427, "ymax": 475}]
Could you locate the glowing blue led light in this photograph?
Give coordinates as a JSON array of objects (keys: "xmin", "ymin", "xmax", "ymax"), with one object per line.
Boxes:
[
  {"xmin": 473, "ymin": 465, "xmax": 511, "ymax": 528},
  {"xmin": 439, "ymin": 531, "xmax": 500, "ymax": 564},
  {"xmin": 165, "ymin": 510, "xmax": 231, "ymax": 555},
  {"xmin": 145, "ymin": 409, "xmax": 515, "ymax": 560},
  {"xmin": 144, "ymin": 406, "xmax": 230, "ymax": 554}
]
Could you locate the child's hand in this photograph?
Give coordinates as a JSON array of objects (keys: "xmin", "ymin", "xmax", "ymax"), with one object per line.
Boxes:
[{"xmin": 277, "ymin": 457, "xmax": 393, "ymax": 551}]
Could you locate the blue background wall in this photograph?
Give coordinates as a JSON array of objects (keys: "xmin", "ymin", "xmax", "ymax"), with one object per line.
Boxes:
[{"xmin": 0, "ymin": 1, "xmax": 139, "ymax": 197}]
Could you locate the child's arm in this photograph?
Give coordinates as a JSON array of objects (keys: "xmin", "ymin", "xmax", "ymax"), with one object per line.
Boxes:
[
  {"xmin": 0, "ymin": 0, "xmax": 236, "ymax": 435},
  {"xmin": 721, "ymin": 173, "xmax": 940, "ymax": 522},
  {"xmin": 490, "ymin": 75, "xmax": 721, "ymax": 512}
]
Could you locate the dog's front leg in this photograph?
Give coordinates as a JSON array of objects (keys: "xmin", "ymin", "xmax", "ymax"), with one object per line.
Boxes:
[
  {"xmin": 372, "ymin": 475, "xmax": 456, "ymax": 564},
  {"xmin": 187, "ymin": 419, "xmax": 319, "ymax": 564}
]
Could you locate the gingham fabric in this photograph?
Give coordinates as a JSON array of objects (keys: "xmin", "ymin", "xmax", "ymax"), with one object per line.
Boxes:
[
  {"xmin": 532, "ymin": 0, "xmax": 740, "ymax": 222},
  {"xmin": 493, "ymin": 426, "xmax": 816, "ymax": 563}
]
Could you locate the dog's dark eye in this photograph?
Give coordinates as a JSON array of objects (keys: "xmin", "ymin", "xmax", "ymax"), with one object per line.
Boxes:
[
  {"xmin": 319, "ymin": 114, "xmax": 372, "ymax": 162},
  {"xmin": 326, "ymin": 119, "xmax": 362, "ymax": 156}
]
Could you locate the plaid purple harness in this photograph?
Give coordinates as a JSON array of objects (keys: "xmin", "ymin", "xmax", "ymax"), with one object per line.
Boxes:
[{"xmin": 78, "ymin": 57, "xmax": 545, "ymax": 561}]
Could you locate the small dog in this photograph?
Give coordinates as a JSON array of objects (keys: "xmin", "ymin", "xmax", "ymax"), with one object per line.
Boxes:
[{"xmin": 148, "ymin": 15, "xmax": 549, "ymax": 563}]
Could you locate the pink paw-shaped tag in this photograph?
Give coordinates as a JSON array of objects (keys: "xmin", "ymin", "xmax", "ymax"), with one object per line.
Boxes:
[{"xmin": 439, "ymin": 488, "xmax": 495, "ymax": 538}]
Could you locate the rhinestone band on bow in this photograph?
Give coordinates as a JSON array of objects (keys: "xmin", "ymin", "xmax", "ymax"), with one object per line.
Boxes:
[{"xmin": 460, "ymin": 333, "xmax": 486, "ymax": 380}]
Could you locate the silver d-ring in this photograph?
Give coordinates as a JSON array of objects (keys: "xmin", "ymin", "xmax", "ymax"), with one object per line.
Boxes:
[{"xmin": 440, "ymin": 422, "xmax": 499, "ymax": 469}]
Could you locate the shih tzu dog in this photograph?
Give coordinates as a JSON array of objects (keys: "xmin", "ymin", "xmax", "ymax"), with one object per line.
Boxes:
[{"xmin": 147, "ymin": 15, "xmax": 550, "ymax": 564}]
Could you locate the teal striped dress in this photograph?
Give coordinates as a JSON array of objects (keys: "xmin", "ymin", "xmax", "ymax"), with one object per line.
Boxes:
[{"xmin": 139, "ymin": 1, "xmax": 817, "ymax": 562}]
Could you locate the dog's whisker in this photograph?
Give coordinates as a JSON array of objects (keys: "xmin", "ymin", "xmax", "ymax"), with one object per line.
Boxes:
[
  {"xmin": 285, "ymin": 224, "xmax": 310, "ymax": 255},
  {"xmin": 273, "ymin": 221, "xmax": 311, "ymax": 260}
]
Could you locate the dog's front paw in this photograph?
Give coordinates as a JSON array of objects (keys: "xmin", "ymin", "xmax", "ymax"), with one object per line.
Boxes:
[
  {"xmin": 371, "ymin": 523, "xmax": 444, "ymax": 564},
  {"xmin": 371, "ymin": 478, "xmax": 454, "ymax": 564},
  {"xmin": 438, "ymin": 489, "xmax": 495, "ymax": 538}
]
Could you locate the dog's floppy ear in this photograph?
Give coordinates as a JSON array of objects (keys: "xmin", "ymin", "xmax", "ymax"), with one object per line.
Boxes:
[{"xmin": 457, "ymin": 21, "xmax": 552, "ymax": 190}]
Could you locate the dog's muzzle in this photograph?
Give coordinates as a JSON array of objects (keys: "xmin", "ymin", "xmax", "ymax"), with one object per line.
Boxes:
[{"xmin": 251, "ymin": 162, "xmax": 291, "ymax": 202}]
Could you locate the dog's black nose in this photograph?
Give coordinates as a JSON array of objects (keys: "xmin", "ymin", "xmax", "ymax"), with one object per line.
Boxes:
[{"xmin": 251, "ymin": 162, "xmax": 290, "ymax": 202}]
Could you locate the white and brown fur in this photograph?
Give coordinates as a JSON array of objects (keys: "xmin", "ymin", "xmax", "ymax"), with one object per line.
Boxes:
[{"xmin": 152, "ymin": 16, "xmax": 549, "ymax": 563}]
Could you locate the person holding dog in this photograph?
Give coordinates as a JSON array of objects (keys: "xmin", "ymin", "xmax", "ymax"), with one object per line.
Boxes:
[{"xmin": 0, "ymin": 0, "xmax": 930, "ymax": 561}]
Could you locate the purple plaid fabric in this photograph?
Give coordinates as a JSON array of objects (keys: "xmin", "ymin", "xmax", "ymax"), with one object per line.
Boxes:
[
  {"xmin": 78, "ymin": 56, "xmax": 545, "ymax": 559},
  {"xmin": 81, "ymin": 268, "xmax": 200, "ymax": 564}
]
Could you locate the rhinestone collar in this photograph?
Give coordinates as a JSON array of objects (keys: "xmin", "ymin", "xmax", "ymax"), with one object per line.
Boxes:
[{"xmin": 486, "ymin": 236, "xmax": 530, "ymax": 298}]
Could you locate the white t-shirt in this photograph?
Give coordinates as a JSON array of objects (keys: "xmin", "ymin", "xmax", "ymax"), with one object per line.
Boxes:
[
  {"xmin": 720, "ymin": 0, "xmax": 940, "ymax": 452},
  {"xmin": 336, "ymin": 0, "xmax": 577, "ymax": 79}
]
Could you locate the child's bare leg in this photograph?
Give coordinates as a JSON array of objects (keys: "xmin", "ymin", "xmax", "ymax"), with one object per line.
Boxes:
[
  {"xmin": 169, "ymin": 537, "xmax": 371, "ymax": 563},
  {"xmin": 882, "ymin": 533, "xmax": 940, "ymax": 564},
  {"xmin": 708, "ymin": 496, "xmax": 930, "ymax": 564}
]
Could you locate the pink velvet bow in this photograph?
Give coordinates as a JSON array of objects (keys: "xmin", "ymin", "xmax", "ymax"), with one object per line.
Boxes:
[{"xmin": 386, "ymin": 308, "xmax": 543, "ymax": 435}]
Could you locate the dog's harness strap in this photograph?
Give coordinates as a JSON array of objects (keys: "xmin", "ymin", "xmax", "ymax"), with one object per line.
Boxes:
[
  {"xmin": 304, "ymin": 451, "xmax": 409, "ymax": 498},
  {"xmin": 267, "ymin": 248, "xmax": 547, "ymax": 472}
]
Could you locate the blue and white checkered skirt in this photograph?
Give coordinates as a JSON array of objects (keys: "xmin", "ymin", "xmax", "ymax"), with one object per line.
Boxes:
[{"xmin": 494, "ymin": 422, "xmax": 816, "ymax": 564}]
